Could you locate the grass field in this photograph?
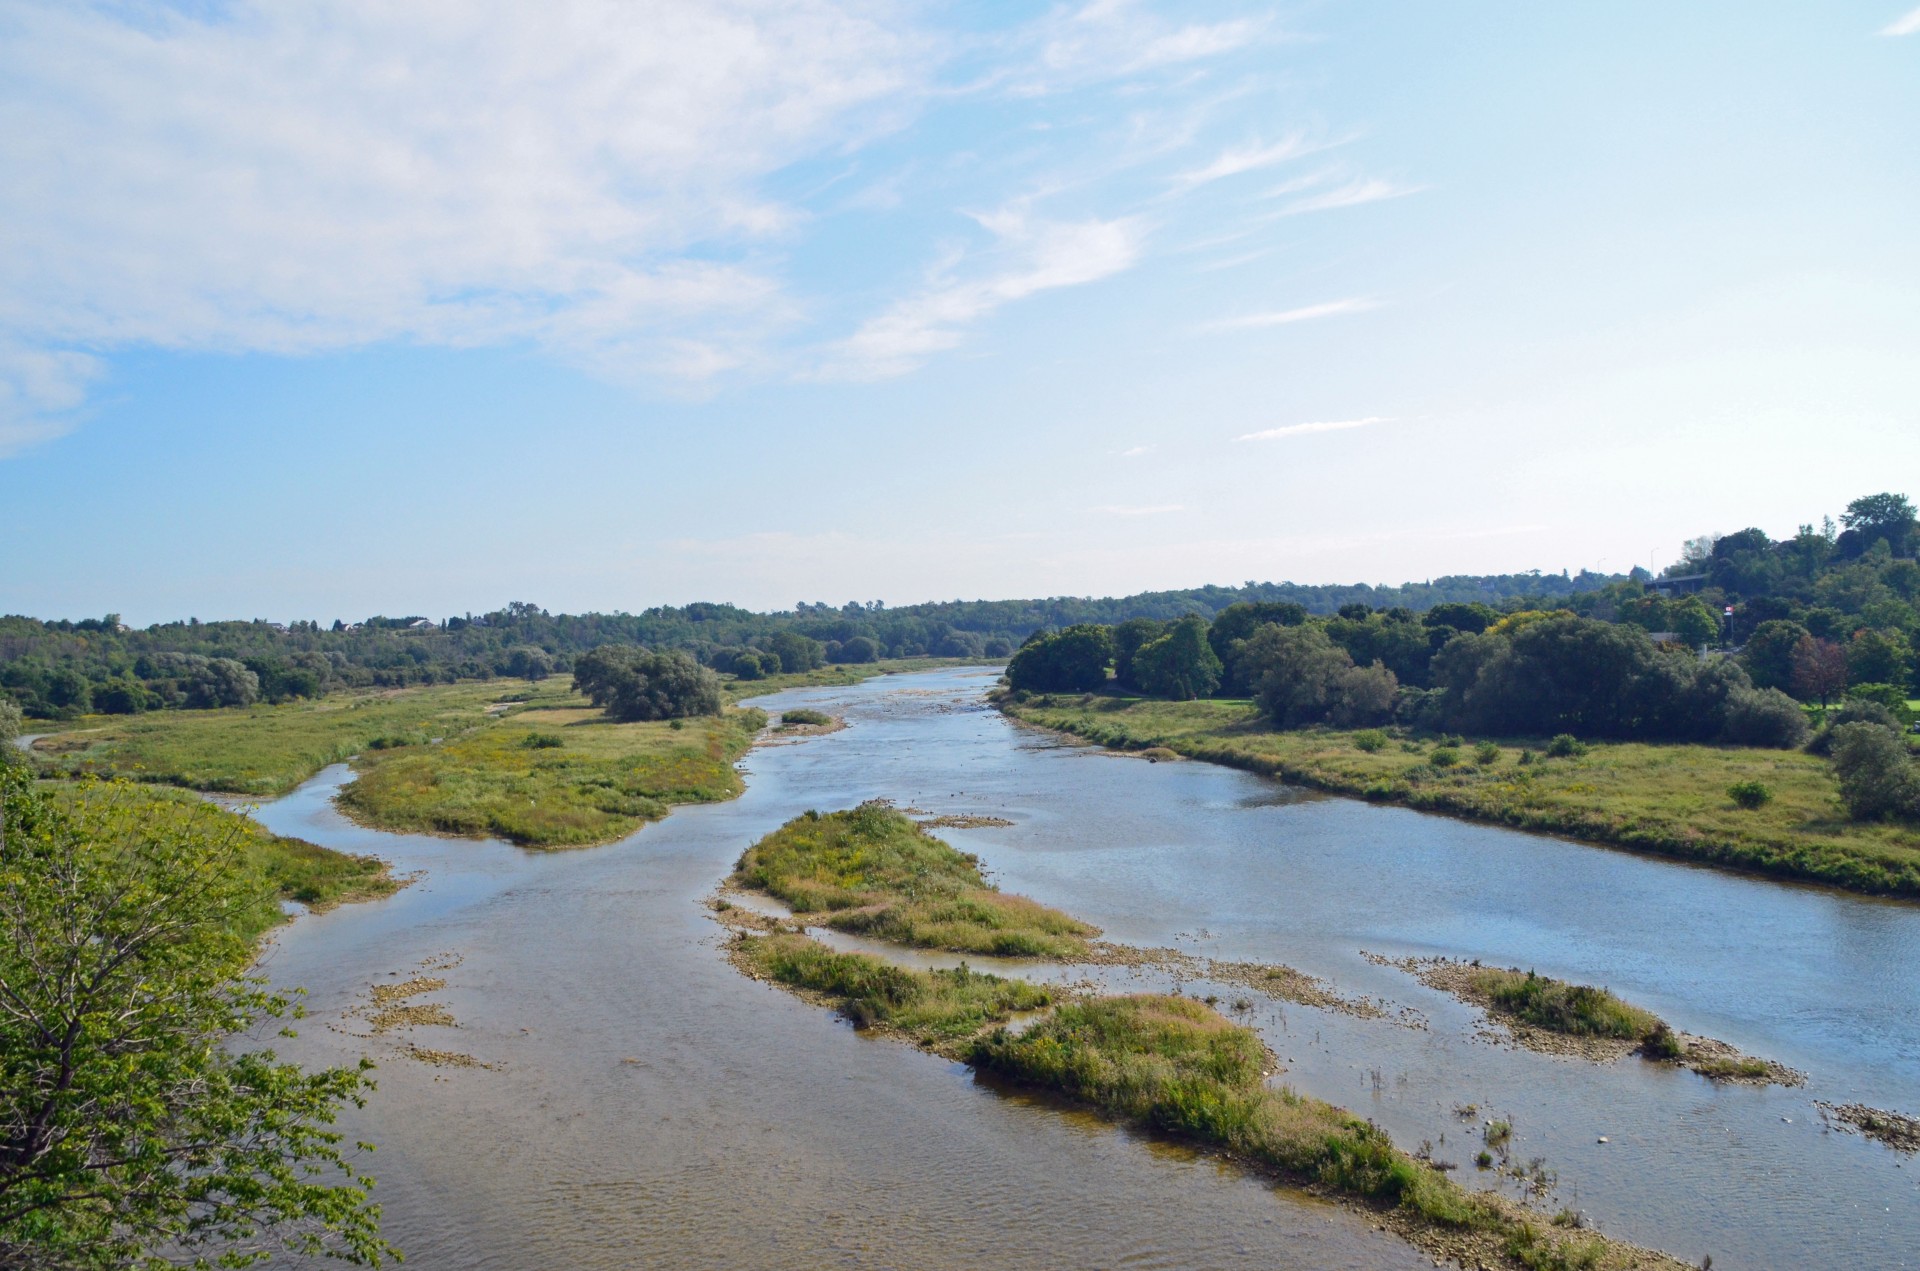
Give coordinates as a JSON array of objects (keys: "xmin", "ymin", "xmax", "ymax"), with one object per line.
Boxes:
[
  {"xmin": 339, "ymin": 697, "xmax": 765, "ymax": 848},
  {"xmin": 733, "ymin": 804, "xmax": 1096, "ymax": 957},
  {"xmin": 1001, "ymin": 694, "xmax": 1920, "ymax": 900},
  {"xmin": 25, "ymin": 682, "xmax": 519, "ymax": 796}
]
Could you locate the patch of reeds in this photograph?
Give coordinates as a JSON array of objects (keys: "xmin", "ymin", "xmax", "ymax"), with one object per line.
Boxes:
[{"xmin": 1467, "ymin": 968, "xmax": 1660, "ymax": 1040}]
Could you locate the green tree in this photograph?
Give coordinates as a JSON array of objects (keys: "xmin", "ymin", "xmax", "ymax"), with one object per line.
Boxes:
[
  {"xmin": 1847, "ymin": 628, "xmax": 1913, "ymax": 691},
  {"xmin": 1740, "ymin": 619, "xmax": 1811, "ymax": 692},
  {"xmin": 829, "ymin": 636, "xmax": 881, "ymax": 664},
  {"xmin": 1240, "ymin": 625, "xmax": 1353, "ymax": 728},
  {"xmin": 765, "ymin": 631, "xmax": 825, "ymax": 674},
  {"xmin": 1667, "ymin": 596, "xmax": 1722, "ymax": 648},
  {"xmin": 572, "ymin": 646, "xmax": 723, "ymax": 720},
  {"xmin": 1005, "ymin": 625, "xmax": 1112, "ymax": 693},
  {"xmin": 1110, "ymin": 618, "xmax": 1168, "ymax": 690},
  {"xmin": 1131, "ymin": 616, "xmax": 1222, "ymax": 701},
  {"xmin": 0, "ymin": 784, "xmax": 390, "ymax": 1268},
  {"xmin": 1841, "ymin": 492, "xmax": 1918, "ymax": 558}
]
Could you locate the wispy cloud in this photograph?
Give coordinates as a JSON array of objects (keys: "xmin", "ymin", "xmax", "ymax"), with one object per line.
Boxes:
[
  {"xmin": 820, "ymin": 206, "xmax": 1145, "ymax": 379},
  {"xmin": 1014, "ymin": 1, "xmax": 1269, "ymax": 93},
  {"xmin": 1882, "ymin": 6, "xmax": 1920, "ymax": 35},
  {"xmin": 1171, "ymin": 133, "xmax": 1323, "ymax": 190},
  {"xmin": 1093, "ymin": 503, "xmax": 1184, "ymax": 516},
  {"xmin": 1236, "ymin": 416, "xmax": 1388, "ymax": 442},
  {"xmin": 1117, "ymin": 444, "xmax": 1157, "ymax": 457},
  {"xmin": 1272, "ymin": 177, "xmax": 1422, "ymax": 216},
  {"xmin": 1202, "ymin": 298, "xmax": 1380, "ymax": 332}
]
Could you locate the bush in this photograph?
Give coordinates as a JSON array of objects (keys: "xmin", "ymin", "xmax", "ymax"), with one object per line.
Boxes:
[
  {"xmin": 1429, "ymin": 747, "xmax": 1460, "ymax": 768},
  {"xmin": 1720, "ymin": 686, "xmax": 1812, "ymax": 749},
  {"xmin": 520, "ymin": 733, "xmax": 564, "ymax": 749},
  {"xmin": 1806, "ymin": 698, "xmax": 1902, "ymax": 756},
  {"xmin": 1727, "ymin": 780, "xmax": 1772, "ymax": 809},
  {"xmin": 1545, "ymin": 734, "xmax": 1587, "ymax": 758},
  {"xmin": 1353, "ymin": 729, "xmax": 1389, "ymax": 753},
  {"xmin": 1473, "ymin": 741, "xmax": 1501, "ymax": 766},
  {"xmin": 781, "ymin": 708, "xmax": 831, "ymax": 727},
  {"xmin": 572, "ymin": 646, "xmax": 724, "ymax": 721},
  {"xmin": 1830, "ymin": 722, "xmax": 1920, "ymax": 821}
]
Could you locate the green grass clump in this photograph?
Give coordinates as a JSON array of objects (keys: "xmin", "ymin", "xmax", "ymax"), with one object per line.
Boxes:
[
  {"xmin": 780, "ymin": 708, "xmax": 832, "ymax": 727},
  {"xmin": 1353, "ymin": 729, "xmax": 1389, "ymax": 753},
  {"xmin": 341, "ymin": 704, "xmax": 765, "ymax": 848},
  {"xmin": 1469, "ymin": 968, "xmax": 1660, "ymax": 1040},
  {"xmin": 996, "ymin": 694, "xmax": 1920, "ymax": 900},
  {"xmin": 738, "ymin": 931, "xmax": 1050, "ymax": 1044},
  {"xmin": 733, "ymin": 804, "xmax": 1096, "ymax": 958},
  {"xmin": 1727, "ymin": 779, "xmax": 1772, "ymax": 809}
]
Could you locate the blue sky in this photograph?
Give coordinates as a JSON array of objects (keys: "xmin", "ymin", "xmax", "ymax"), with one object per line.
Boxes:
[{"xmin": 2, "ymin": 1, "xmax": 1917, "ymax": 624}]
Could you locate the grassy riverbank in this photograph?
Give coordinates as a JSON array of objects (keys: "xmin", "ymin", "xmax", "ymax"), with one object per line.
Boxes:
[
  {"xmin": 732, "ymin": 804, "xmax": 1096, "ymax": 957},
  {"xmin": 1000, "ymin": 694, "xmax": 1920, "ymax": 900}
]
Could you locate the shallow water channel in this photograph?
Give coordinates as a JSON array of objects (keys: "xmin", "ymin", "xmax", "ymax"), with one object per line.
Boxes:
[{"xmin": 253, "ymin": 668, "xmax": 1919, "ymax": 1270}]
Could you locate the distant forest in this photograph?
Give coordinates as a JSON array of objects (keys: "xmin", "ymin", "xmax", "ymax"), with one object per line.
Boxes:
[
  {"xmin": 3, "ymin": 572, "xmax": 1616, "ymax": 718},
  {"xmin": 4, "ymin": 491, "xmax": 1914, "ymax": 722}
]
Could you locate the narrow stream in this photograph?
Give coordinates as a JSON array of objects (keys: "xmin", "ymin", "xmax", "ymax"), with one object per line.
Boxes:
[{"xmin": 252, "ymin": 668, "xmax": 1920, "ymax": 1269}]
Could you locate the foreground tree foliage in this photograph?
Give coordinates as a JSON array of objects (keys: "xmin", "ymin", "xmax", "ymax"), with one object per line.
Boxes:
[
  {"xmin": 571, "ymin": 645, "xmax": 724, "ymax": 721},
  {"xmin": 0, "ymin": 780, "xmax": 389, "ymax": 1269}
]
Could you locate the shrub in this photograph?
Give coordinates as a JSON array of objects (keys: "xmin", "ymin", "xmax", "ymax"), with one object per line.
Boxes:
[
  {"xmin": 1429, "ymin": 747, "xmax": 1460, "ymax": 768},
  {"xmin": 1830, "ymin": 723, "xmax": 1920, "ymax": 821},
  {"xmin": 1727, "ymin": 780, "xmax": 1772, "ymax": 810},
  {"xmin": 1720, "ymin": 687, "xmax": 1811, "ymax": 749},
  {"xmin": 520, "ymin": 733, "xmax": 564, "ymax": 749},
  {"xmin": 1473, "ymin": 741, "xmax": 1501, "ymax": 766},
  {"xmin": 1545, "ymin": 734, "xmax": 1587, "ymax": 759},
  {"xmin": 781, "ymin": 708, "xmax": 831, "ymax": 727},
  {"xmin": 1806, "ymin": 698, "xmax": 1901, "ymax": 756},
  {"xmin": 1353, "ymin": 729, "xmax": 1389, "ymax": 753}
]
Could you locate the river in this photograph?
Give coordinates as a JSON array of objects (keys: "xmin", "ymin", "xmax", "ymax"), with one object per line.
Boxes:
[{"xmin": 251, "ymin": 667, "xmax": 1919, "ymax": 1269}]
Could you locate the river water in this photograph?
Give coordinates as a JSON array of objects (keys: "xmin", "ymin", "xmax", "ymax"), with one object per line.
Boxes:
[{"xmin": 252, "ymin": 668, "xmax": 1919, "ymax": 1270}]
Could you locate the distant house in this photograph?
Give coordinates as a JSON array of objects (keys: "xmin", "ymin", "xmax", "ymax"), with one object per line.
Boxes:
[
  {"xmin": 407, "ymin": 618, "xmax": 435, "ymax": 631},
  {"xmin": 1648, "ymin": 574, "xmax": 1708, "ymax": 596}
]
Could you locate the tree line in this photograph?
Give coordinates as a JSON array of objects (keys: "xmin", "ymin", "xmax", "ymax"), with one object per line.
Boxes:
[{"xmin": 1, "ymin": 572, "xmax": 1620, "ymax": 720}]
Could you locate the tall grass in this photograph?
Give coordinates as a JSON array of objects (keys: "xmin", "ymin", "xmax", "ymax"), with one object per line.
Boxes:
[
  {"xmin": 738, "ymin": 931, "xmax": 1051, "ymax": 1044},
  {"xmin": 1468, "ymin": 968, "xmax": 1659, "ymax": 1040},
  {"xmin": 733, "ymin": 805, "xmax": 1096, "ymax": 957}
]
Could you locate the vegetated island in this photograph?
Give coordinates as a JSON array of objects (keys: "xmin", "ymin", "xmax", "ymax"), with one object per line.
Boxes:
[
  {"xmin": 23, "ymin": 657, "xmax": 950, "ymax": 849},
  {"xmin": 719, "ymin": 805, "xmax": 1693, "ymax": 1271},
  {"xmin": 1370, "ymin": 956, "xmax": 1800, "ymax": 1086}
]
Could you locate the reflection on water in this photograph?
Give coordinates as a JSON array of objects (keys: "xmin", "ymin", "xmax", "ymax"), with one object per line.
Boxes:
[{"xmin": 256, "ymin": 668, "xmax": 1920, "ymax": 1271}]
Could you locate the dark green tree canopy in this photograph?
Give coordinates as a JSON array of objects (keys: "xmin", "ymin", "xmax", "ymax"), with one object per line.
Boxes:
[
  {"xmin": 573, "ymin": 646, "xmax": 724, "ymax": 721},
  {"xmin": 1132, "ymin": 616, "xmax": 1221, "ymax": 701},
  {"xmin": 1005, "ymin": 625, "xmax": 1112, "ymax": 693}
]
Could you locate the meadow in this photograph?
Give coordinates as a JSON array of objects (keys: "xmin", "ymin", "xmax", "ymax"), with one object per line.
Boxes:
[{"xmin": 1001, "ymin": 695, "xmax": 1920, "ymax": 899}]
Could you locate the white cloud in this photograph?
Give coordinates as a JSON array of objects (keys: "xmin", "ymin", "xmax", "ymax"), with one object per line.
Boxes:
[
  {"xmin": 1117, "ymin": 444, "xmax": 1156, "ymax": 457},
  {"xmin": 1203, "ymin": 298, "xmax": 1380, "ymax": 331},
  {"xmin": 1171, "ymin": 134, "xmax": 1318, "ymax": 190},
  {"xmin": 1019, "ymin": 0, "xmax": 1267, "ymax": 91},
  {"xmin": 1272, "ymin": 177, "xmax": 1422, "ymax": 216},
  {"xmin": 821, "ymin": 206, "xmax": 1144, "ymax": 378},
  {"xmin": 0, "ymin": 0, "xmax": 925, "ymax": 441},
  {"xmin": 1882, "ymin": 6, "xmax": 1920, "ymax": 35},
  {"xmin": 1236, "ymin": 416, "xmax": 1388, "ymax": 442},
  {"xmin": 0, "ymin": 343, "xmax": 100, "ymax": 457},
  {"xmin": 1092, "ymin": 503, "xmax": 1183, "ymax": 515}
]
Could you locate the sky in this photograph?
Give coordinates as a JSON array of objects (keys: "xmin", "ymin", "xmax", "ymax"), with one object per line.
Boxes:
[{"xmin": 2, "ymin": 0, "xmax": 1917, "ymax": 625}]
